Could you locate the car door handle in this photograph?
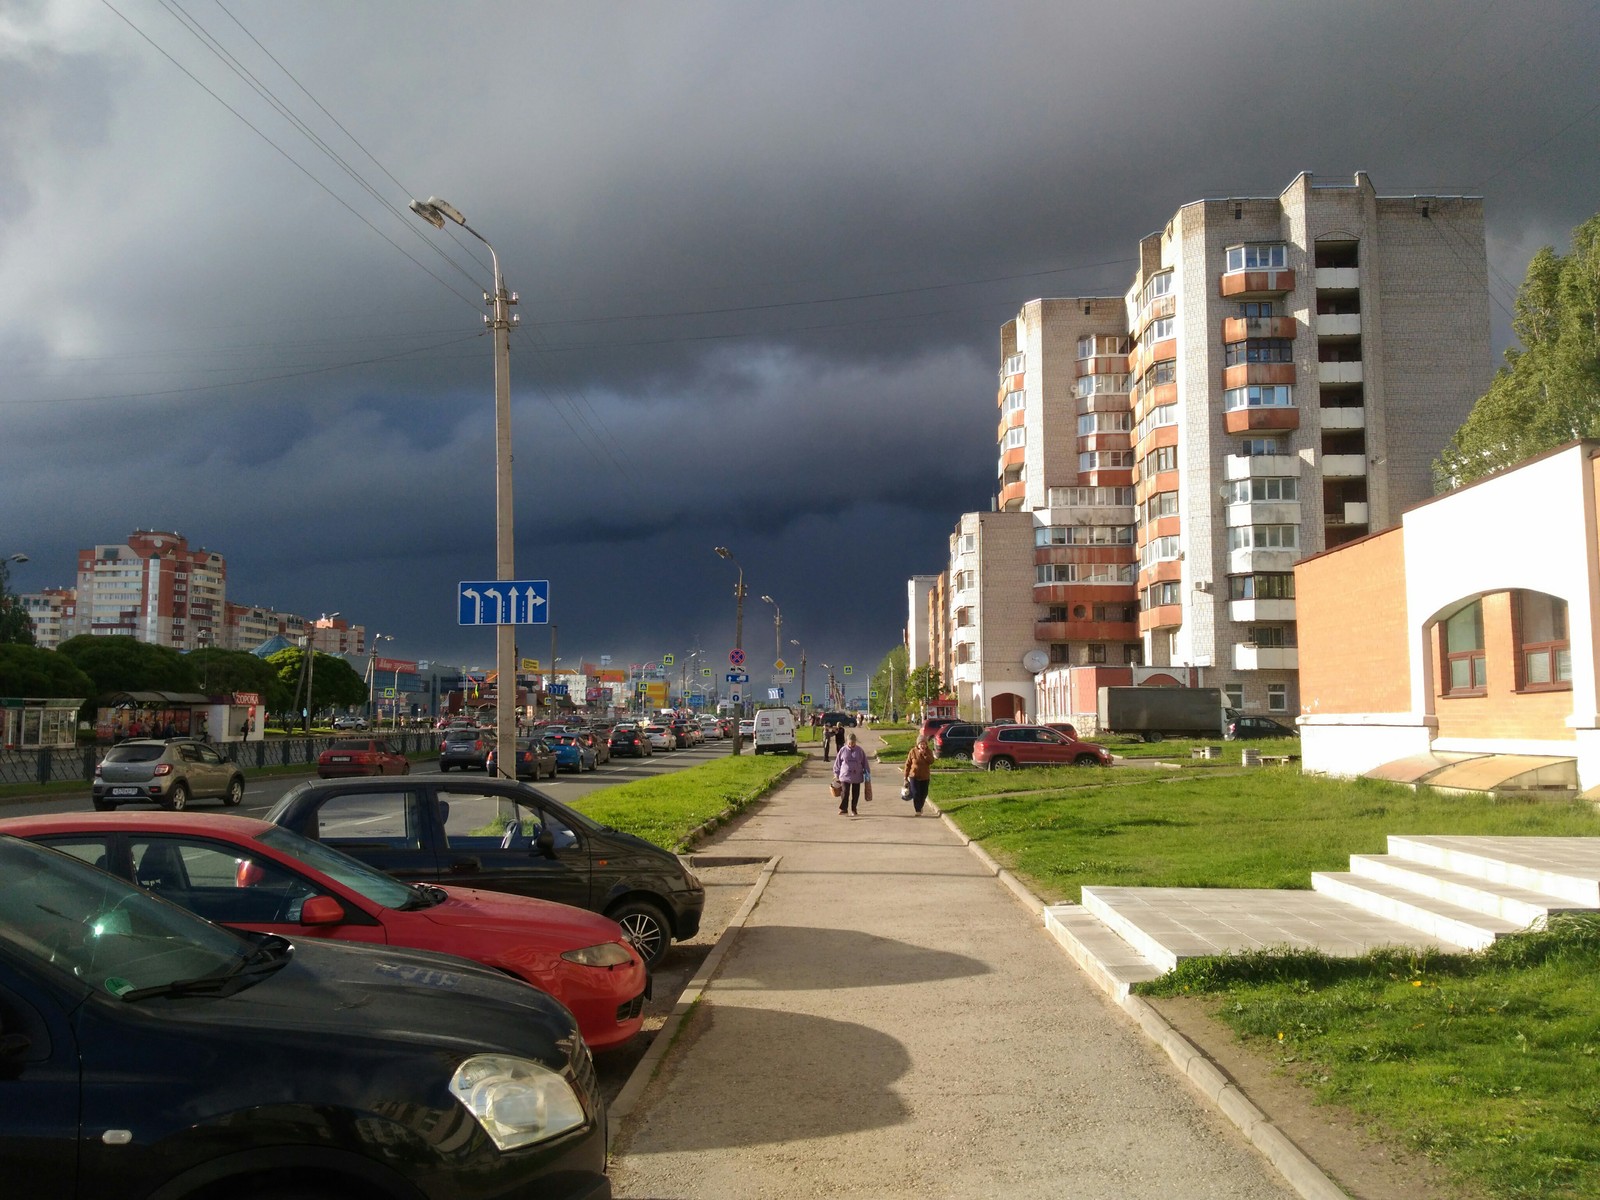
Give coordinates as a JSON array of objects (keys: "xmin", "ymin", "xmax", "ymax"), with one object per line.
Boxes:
[{"xmin": 448, "ymin": 858, "xmax": 481, "ymax": 872}]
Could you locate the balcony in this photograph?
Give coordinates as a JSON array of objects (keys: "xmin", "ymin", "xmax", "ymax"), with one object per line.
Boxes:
[
  {"xmin": 999, "ymin": 480, "xmax": 1027, "ymax": 510},
  {"xmin": 1225, "ymin": 501, "xmax": 1300, "ymax": 528},
  {"xmin": 1219, "ymin": 268, "xmax": 1295, "ymax": 299},
  {"xmin": 1222, "ymin": 363, "xmax": 1295, "ymax": 389},
  {"xmin": 1319, "ymin": 406, "xmax": 1365, "ymax": 430},
  {"xmin": 1138, "ymin": 604, "xmax": 1183, "ymax": 634},
  {"xmin": 1233, "ymin": 644, "xmax": 1299, "ymax": 671},
  {"xmin": 1315, "ymin": 267, "xmax": 1360, "ymax": 290},
  {"xmin": 1322, "ymin": 454, "xmax": 1367, "ymax": 478},
  {"xmin": 1034, "ymin": 618, "xmax": 1139, "ymax": 642},
  {"xmin": 1225, "ymin": 454, "xmax": 1300, "ymax": 480},
  {"xmin": 1222, "ymin": 315, "xmax": 1297, "ymax": 341},
  {"xmin": 1229, "ymin": 599, "xmax": 1297, "ymax": 623},
  {"xmin": 1229, "ymin": 548, "xmax": 1297, "ymax": 575},
  {"xmin": 1319, "ymin": 361, "xmax": 1363, "ymax": 385},
  {"xmin": 1325, "ymin": 501, "xmax": 1369, "ymax": 525},
  {"xmin": 1224, "ymin": 407, "xmax": 1299, "ymax": 434},
  {"xmin": 1076, "ymin": 355, "xmax": 1129, "ymax": 377},
  {"xmin": 1316, "ymin": 313, "xmax": 1361, "ymax": 337}
]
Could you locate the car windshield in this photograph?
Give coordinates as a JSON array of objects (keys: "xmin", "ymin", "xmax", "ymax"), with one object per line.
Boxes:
[
  {"xmin": 255, "ymin": 825, "xmax": 417, "ymax": 909},
  {"xmin": 0, "ymin": 835, "xmax": 252, "ymax": 996},
  {"xmin": 104, "ymin": 744, "xmax": 167, "ymax": 763}
]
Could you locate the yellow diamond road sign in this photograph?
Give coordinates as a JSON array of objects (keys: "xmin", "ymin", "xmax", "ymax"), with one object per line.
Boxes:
[{"xmin": 773, "ymin": 658, "xmax": 786, "ymax": 671}]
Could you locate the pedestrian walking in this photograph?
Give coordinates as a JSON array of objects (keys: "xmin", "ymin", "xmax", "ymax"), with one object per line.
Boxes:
[
  {"xmin": 833, "ymin": 732, "xmax": 869, "ymax": 816},
  {"xmin": 903, "ymin": 733, "xmax": 934, "ymax": 815}
]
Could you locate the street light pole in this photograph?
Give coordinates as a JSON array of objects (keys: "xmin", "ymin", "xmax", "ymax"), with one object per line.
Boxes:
[
  {"xmin": 759, "ymin": 594, "xmax": 782, "ymax": 666},
  {"xmin": 368, "ymin": 633, "xmax": 392, "ymax": 727},
  {"xmin": 789, "ymin": 639, "xmax": 807, "ymax": 716},
  {"xmin": 411, "ymin": 196, "xmax": 520, "ymax": 776},
  {"xmin": 714, "ymin": 546, "xmax": 746, "ymax": 756}
]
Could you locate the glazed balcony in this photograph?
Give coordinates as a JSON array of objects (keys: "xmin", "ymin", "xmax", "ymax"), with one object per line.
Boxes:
[
  {"xmin": 1228, "ymin": 599, "xmax": 1297, "ymax": 623},
  {"xmin": 1222, "ymin": 315, "xmax": 1297, "ymax": 341},
  {"xmin": 1234, "ymin": 644, "xmax": 1299, "ymax": 671},
  {"xmin": 1138, "ymin": 604, "xmax": 1183, "ymax": 634},
  {"xmin": 1219, "ymin": 268, "xmax": 1295, "ymax": 299},
  {"xmin": 1076, "ymin": 355, "xmax": 1129, "ymax": 377}
]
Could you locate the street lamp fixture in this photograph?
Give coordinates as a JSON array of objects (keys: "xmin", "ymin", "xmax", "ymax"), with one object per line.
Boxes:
[
  {"xmin": 789, "ymin": 638, "xmax": 808, "ymax": 715},
  {"xmin": 411, "ymin": 195, "xmax": 521, "ymax": 776},
  {"xmin": 713, "ymin": 547, "xmax": 747, "ymax": 755},
  {"xmin": 759, "ymin": 595, "xmax": 782, "ymax": 667},
  {"xmin": 367, "ymin": 633, "xmax": 393, "ymax": 727},
  {"xmin": 302, "ymin": 611, "xmax": 339, "ymax": 733}
]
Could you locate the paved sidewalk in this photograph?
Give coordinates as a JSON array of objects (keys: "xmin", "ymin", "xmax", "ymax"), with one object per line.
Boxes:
[{"xmin": 608, "ymin": 730, "xmax": 1298, "ymax": 1199}]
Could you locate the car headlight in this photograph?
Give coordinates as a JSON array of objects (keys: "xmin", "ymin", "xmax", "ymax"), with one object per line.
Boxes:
[
  {"xmin": 560, "ymin": 942, "xmax": 635, "ymax": 967},
  {"xmin": 449, "ymin": 1054, "xmax": 587, "ymax": 1150}
]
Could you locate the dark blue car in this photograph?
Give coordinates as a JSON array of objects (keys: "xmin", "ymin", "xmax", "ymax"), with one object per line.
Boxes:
[{"xmin": 548, "ymin": 734, "xmax": 598, "ymax": 773}]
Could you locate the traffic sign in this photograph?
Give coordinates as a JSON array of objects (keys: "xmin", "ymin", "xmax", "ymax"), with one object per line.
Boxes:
[
  {"xmin": 663, "ymin": 653, "xmax": 675, "ymax": 666},
  {"xmin": 729, "ymin": 648, "xmax": 745, "ymax": 667},
  {"xmin": 458, "ymin": 580, "xmax": 549, "ymax": 625},
  {"xmin": 773, "ymin": 657, "xmax": 786, "ymax": 672},
  {"xmin": 383, "ymin": 687, "xmax": 396, "ymax": 698},
  {"xmin": 729, "ymin": 690, "xmax": 742, "ymax": 703},
  {"xmin": 726, "ymin": 672, "xmax": 749, "ymax": 684},
  {"xmin": 842, "ymin": 665, "xmax": 853, "ymax": 675},
  {"xmin": 549, "ymin": 683, "xmax": 569, "ymax": 697},
  {"xmin": 800, "ymin": 693, "xmax": 812, "ymax": 704},
  {"xmin": 870, "ymin": 689, "xmax": 879, "ymax": 699},
  {"xmin": 784, "ymin": 667, "xmax": 796, "ymax": 678},
  {"xmin": 768, "ymin": 687, "xmax": 784, "ymax": 700},
  {"xmin": 701, "ymin": 667, "xmax": 712, "ymax": 677},
  {"xmin": 521, "ymin": 658, "xmax": 540, "ymax": 671}
]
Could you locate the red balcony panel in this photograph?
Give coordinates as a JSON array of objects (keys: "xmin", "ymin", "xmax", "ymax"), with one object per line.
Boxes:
[
  {"xmin": 1223, "ymin": 407, "xmax": 1300, "ymax": 434},
  {"xmin": 1034, "ymin": 545, "xmax": 1136, "ymax": 567},
  {"xmin": 999, "ymin": 480, "xmax": 1027, "ymax": 509},
  {"xmin": 1147, "ymin": 514, "xmax": 1181, "ymax": 541},
  {"xmin": 1139, "ymin": 294, "xmax": 1175, "ymax": 330},
  {"xmin": 1138, "ymin": 604, "xmax": 1183, "ymax": 634},
  {"xmin": 1083, "ymin": 469, "xmax": 1133, "ymax": 489},
  {"xmin": 1075, "ymin": 355, "xmax": 1129, "ymax": 377},
  {"xmin": 1035, "ymin": 619, "xmax": 1140, "ymax": 642},
  {"xmin": 1146, "ymin": 381, "xmax": 1178, "ymax": 409},
  {"xmin": 1218, "ymin": 268, "xmax": 1295, "ymax": 298},
  {"xmin": 1032, "ymin": 583, "xmax": 1139, "ymax": 608},
  {"xmin": 1138, "ymin": 560, "xmax": 1183, "ymax": 588},
  {"xmin": 1222, "ymin": 363, "xmax": 1296, "ymax": 389},
  {"xmin": 1222, "ymin": 315, "xmax": 1297, "ymax": 341},
  {"xmin": 1138, "ymin": 424, "xmax": 1179, "ymax": 456},
  {"xmin": 1000, "ymin": 445, "xmax": 1026, "ymax": 470},
  {"xmin": 1078, "ymin": 433, "xmax": 1132, "ymax": 454}
]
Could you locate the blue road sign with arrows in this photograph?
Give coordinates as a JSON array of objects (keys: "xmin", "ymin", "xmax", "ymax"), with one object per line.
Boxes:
[{"xmin": 458, "ymin": 580, "xmax": 549, "ymax": 625}]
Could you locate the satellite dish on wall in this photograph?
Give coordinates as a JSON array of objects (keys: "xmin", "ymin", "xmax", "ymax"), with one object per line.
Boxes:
[{"xmin": 1022, "ymin": 649, "xmax": 1050, "ymax": 674}]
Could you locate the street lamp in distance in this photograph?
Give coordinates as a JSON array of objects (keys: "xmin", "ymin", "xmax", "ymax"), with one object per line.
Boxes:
[{"xmin": 713, "ymin": 546, "xmax": 746, "ymax": 756}]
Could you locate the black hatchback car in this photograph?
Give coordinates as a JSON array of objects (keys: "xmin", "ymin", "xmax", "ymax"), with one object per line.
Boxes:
[
  {"xmin": 267, "ymin": 775, "xmax": 703, "ymax": 966},
  {"xmin": 0, "ymin": 834, "xmax": 611, "ymax": 1200},
  {"xmin": 931, "ymin": 722, "xmax": 990, "ymax": 759}
]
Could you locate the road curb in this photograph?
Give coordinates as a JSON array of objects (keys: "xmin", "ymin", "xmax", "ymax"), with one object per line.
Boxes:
[
  {"xmin": 607, "ymin": 853, "xmax": 782, "ymax": 1150},
  {"xmin": 939, "ymin": 808, "xmax": 1350, "ymax": 1200}
]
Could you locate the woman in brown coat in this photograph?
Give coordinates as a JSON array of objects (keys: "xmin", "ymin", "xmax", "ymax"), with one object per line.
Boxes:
[{"xmin": 903, "ymin": 734, "xmax": 934, "ymax": 815}]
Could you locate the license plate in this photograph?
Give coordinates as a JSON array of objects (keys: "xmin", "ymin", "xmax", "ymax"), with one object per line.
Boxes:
[
  {"xmin": 330, "ymin": 755, "xmax": 351, "ymax": 763},
  {"xmin": 110, "ymin": 787, "xmax": 140, "ymax": 797}
]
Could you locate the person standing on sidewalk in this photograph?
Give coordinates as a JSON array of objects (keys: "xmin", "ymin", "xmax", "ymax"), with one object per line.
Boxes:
[
  {"xmin": 903, "ymin": 733, "xmax": 934, "ymax": 815},
  {"xmin": 833, "ymin": 732, "xmax": 869, "ymax": 816}
]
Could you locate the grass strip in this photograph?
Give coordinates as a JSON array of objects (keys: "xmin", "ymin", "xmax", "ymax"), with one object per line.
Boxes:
[
  {"xmin": 570, "ymin": 753, "xmax": 801, "ymax": 851},
  {"xmin": 1138, "ymin": 915, "xmax": 1600, "ymax": 1200}
]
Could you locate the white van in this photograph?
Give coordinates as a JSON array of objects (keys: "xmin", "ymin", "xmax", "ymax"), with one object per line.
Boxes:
[{"xmin": 751, "ymin": 706, "xmax": 797, "ymax": 755}]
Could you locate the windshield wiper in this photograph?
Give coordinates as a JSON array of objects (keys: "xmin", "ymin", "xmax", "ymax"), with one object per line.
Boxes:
[
  {"xmin": 119, "ymin": 936, "xmax": 290, "ymax": 1002},
  {"xmin": 400, "ymin": 883, "xmax": 449, "ymax": 911}
]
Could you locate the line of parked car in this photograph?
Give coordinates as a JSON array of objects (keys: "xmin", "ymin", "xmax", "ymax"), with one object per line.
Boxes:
[{"xmin": 2, "ymin": 721, "xmax": 729, "ymax": 1197}]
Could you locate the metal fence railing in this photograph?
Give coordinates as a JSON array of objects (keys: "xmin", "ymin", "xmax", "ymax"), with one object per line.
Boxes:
[{"xmin": 0, "ymin": 730, "xmax": 442, "ymax": 790}]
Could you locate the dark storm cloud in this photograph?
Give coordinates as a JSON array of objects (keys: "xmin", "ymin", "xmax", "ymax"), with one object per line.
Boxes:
[{"xmin": 4, "ymin": 0, "xmax": 1599, "ymax": 680}]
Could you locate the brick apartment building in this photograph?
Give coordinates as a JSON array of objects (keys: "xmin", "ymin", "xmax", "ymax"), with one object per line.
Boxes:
[{"xmin": 924, "ymin": 172, "xmax": 1491, "ymax": 722}]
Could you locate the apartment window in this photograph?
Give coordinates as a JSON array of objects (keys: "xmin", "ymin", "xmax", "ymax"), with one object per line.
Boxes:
[
  {"xmin": 1236, "ymin": 302, "xmax": 1275, "ymax": 318},
  {"xmin": 1141, "ymin": 271, "xmax": 1174, "ymax": 307},
  {"xmin": 1224, "ymin": 477, "xmax": 1299, "ymax": 503},
  {"xmin": 954, "ymin": 643, "xmax": 972, "ymax": 665},
  {"xmin": 1145, "ymin": 446, "xmax": 1179, "ymax": 474},
  {"xmin": 1224, "ymin": 684, "xmax": 1244, "ymax": 710},
  {"xmin": 1147, "ymin": 315, "xmax": 1175, "ymax": 341},
  {"xmin": 1079, "ymin": 450, "xmax": 1133, "ymax": 471},
  {"xmin": 1224, "ymin": 385, "xmax": 1294, "ymax": 412},
  {"xmin": 961, "ymin": 534, "xmax": 976, "ymax": 552},
  {"xmin": 1228, "ymin": 573, "xmax": 1295, "ymax": 601},
  {"xmin": 955, "ymin": 607, "xmax": 975, "ymax": 628},
  {"xmin": 1094, "ymin": 604, "xmax": 1136, "ymax": 622},
  {"xmin": 1441, "ymin": 601, "xmax": 1486, "ymax": 694},
  {"xmin": 1224, "ymin": 339, "xmax": 1293, "ymax": 366},
  {"xmin": 1139, "ymin": 535, "xmax": 1183, "ymax": 568},
  {"xmin": 1077, "ymin": 412, "xmax": 1132, "ymax": 436},
  {"xmin": 1003, "ymin": 427, "xmax": 1026, "ymax": 450},
  {"xmin": 1075, "ymin": 373, "xmax": 1131, "ymax": 398},
  {"xmin": 1002, "ymin": 390, "xmax": 1025, "ymax": 414},
  {"xmin": 1266, "ymin": 683, "xmax": 1288, "ymax": 712},
  {"xmin": 1517, "ymin": 591, "xmax": 1571, "ymax": 690},
  {"xmin": 1142, "ymin": 491, "xmax": 1179, "ymax": 523},
  {"xmin": 1135, "ymin": 405, "xmax": 1178, "ymax": 443},
  {"xmin": 1137, "ymin": 359, "xmax": 1177, "ymax": 395},
  {"xmin": 1049, "ymin": 643, "xmax": 1070, "ymax": 664},
  {"xmin": 1001, "ymin": 353, "xmax": 1025, "ymax": 376},
  {"xmin": 1047, "ymin": 485, "xmax": 1135, "ymax": 507},
  {"xmin": 1086, "ymin": 644, "xmax": 1108, "ymax": 664},
  {"xmin": 1145, "ymin": 581, "xmax": 1181, "ymax": 607},
  {"xmin": 1237, "ymin": 438, "xmax": 1283, "ymax": 457},
  {"xmin": 957, "ymin": 570, "xmax": 975, "ymax": 591},
  {"xmin": 1225, "ymin": 243, "xmax": 1287, "ymax": 272},
  {"xmin": 1046, "ymin": 606, "xmax": 1069, "ymax": 622},
  {"xmin": 1246, "ymin": 625, "xmax": 1297, "ymax": 648},
  {"xmin": 1226, "ymin": 525, "xmax": 1299, "ymax": 551},
  {"xmin": 1124, "ymin": 645, "xmax": 1144, "ymax": 665},
  {"xmin": 1036, "ymin": 563, "xmax": 1136, "ymax": 584}
]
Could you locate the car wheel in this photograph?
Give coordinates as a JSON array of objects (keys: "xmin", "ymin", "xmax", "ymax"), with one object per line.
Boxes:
[
  {"xmin": 609, "ymin": 899, "xmax": 671, "ymax": 968},
  {"xmin": 440, "ymin": 762, "xmax": 452, "ymax": 772},
  {"xmin": 1143, "ymin": 731, "xmax": 1165, "ymax": 743},
  {"xmin": 92, "ymin": 798, "xmax": 115, "ymax": 812},
  {"xmin": 223, "ymin": 777, "xmax": 245, "ymax": 806},
  {"xmin": 166, "ymin": 782, "xmax": 191, "ymax": 810},
  {"xmin": 989, "ymin": 757, "xmax": 1015, "ymax": 772},
  {"xmin": 401, "ymin": 762, "xmax": 411, "ymax": 775},
  {"xmin": 1073, "ymin": 754, "xmax": 1102, "ymax": 767}
]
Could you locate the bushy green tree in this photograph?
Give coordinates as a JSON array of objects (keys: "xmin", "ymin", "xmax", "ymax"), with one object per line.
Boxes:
[
  {"xmin": 905, "ymin": 664, "xmax": 944, "ymax": 711},
  {"xmin": 0, "ymin": 559, "xmax": 33, "ymax": 646},
  {"xmin": 55, "ymin": 635, "xmax": 196, "ymax": 696},
  {"xmin": 188, "ymin": 648, "xmax": 285, "ymax": 707},
  {"xmin": 870, "ymin": 645, "xmax": 908, "ymax": 720},
  {"xmin": 1435, "ymin": 213, "xmax": 1600, "ymax": 490},
  {"xmin": 0, "ymin": 644, "xmax": 94, "ymax": 698},
  {"xmin": 266, "ymin": 647, "xmax": 367, "ymax": 720}
]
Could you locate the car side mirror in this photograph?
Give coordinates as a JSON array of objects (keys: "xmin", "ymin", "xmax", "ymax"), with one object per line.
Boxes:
[{"xmin": 299, "ymin": 895, "xmax": 345, "ymax": 926}]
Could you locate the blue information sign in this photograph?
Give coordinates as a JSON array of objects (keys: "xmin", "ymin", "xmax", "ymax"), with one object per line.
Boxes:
[{"xmin": 458, "ymin": 580, "xmax": 549, "ymax": 625}]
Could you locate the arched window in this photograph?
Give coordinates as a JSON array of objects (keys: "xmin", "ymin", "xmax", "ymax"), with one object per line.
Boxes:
[
  {"xmin": 1442, "ymin": 602, "xmax": 1485, "ymax": 695},
  {"xmin": 1516, "ymin": 592, "xmax": 1571, "ymax": 691}
]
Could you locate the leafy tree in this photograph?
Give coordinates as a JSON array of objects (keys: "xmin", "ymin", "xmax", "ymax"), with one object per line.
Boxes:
[
  {"xmin": 187, "ymin": 648, "xmax": 285, "ymax": 707},
  {"xmin": 1435, "ymin": 212, "xmax": 1600, "ymax": 490},
  {"xmin": 55, "ymin": 635, "xmax": 197, "ymax": 696},
  {"xmin": 905, "ymin": 664, "xmax": 944, "ymax": 711},
  {"xmin": 869, "ymin": 645, "xmax": 908, "ymax": 720},
  {"xmin": 0, "ymin": 644, "xmax": 94, "ymax": 699},
  {"xmin": 266, "ymin": 647, "xmax": 367, "ymax": 720},
  {"xmin": 0, "ymin": 559, "xmax": 34, "ymax": 646}
]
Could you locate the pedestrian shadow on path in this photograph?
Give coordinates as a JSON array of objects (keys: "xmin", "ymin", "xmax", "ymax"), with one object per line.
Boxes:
[{"xmin": 709, "ymin": 926, "xmax": 992, "ymax": 991}]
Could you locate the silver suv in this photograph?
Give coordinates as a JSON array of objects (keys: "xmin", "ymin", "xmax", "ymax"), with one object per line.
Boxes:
[{"xmin": 92, "ymin": 739, "xmax": 246, "ymax": 811}]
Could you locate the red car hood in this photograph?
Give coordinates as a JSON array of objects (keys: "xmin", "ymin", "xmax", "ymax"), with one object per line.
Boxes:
[{"xmin": 421, "ymin": 885, "xmax": 627, "ymax": 949}]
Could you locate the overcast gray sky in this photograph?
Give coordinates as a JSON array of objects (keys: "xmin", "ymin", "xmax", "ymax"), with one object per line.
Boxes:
[{"xmin": 4, "ymin": 0, "xmax": 1598, "ymax": 688}]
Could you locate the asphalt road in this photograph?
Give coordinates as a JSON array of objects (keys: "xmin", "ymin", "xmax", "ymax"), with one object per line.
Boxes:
[{"xmin": 0, "ymin": 739, "xmax": 744, "ymax": 820}]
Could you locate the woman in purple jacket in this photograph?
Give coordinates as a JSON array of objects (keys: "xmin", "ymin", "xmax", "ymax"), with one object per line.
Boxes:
[{"xmin": 833, "ymin": 732, "xmax": 869, "ymax": 816}]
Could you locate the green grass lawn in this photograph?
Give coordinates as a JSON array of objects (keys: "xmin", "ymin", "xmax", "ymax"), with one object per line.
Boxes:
[{"xmin": 569, "ymin": 752, "xmax": 802, "ymax": 850}]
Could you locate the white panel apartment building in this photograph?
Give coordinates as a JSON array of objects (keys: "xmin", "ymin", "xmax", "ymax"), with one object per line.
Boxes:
[{"xmin": 939, "ymin": 173, "xmax": 1491, "ymax": 720}]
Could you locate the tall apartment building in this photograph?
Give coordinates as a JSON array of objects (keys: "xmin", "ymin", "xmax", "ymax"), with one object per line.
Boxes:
[
  {"xmin": 932, "ymin": 173, "xmax": 1490, "ymax": 721},
  {"xmin": 20, "ymin": 589, "xmax": 76, "ymax": 650},
  {"xmin": 73, "ymin": 531, "xmax": 227, "ymax": 651}
]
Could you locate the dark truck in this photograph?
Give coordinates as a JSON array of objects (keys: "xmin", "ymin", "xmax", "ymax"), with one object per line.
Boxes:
[{"xmin": 1096, "ymin": 686, "xmax": 1227, "ymax": 742}]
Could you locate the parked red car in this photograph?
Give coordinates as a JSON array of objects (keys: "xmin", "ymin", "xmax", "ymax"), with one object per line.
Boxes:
[
  {"xmin": 918, "ymin": 716, "xmax": 960, "ymax": 742},
  {"xmin": 971, "ymin": 724, "xmax": 1113, "ymax": 770},
  {"xmin": 0, "ymin": 812, "xmax": 649, "ymax": 1051},
  {"xmin": 316, "ymin": 737, "xmax": 409, "ymax": 778}
]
